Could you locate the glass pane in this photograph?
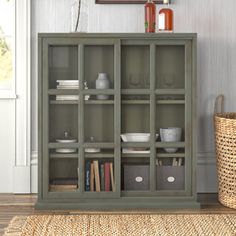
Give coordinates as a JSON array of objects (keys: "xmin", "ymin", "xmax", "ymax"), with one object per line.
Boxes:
[
  {"xmin": 122, "ymin": 162, "xmax": 150, "ymax": 191},
  {"xmin": 84, "ymin": 45, "xmax": 114, "ymax": 89},
  {"xmin": 0, "ymin": 0, "xmax": 14, "ymax": 36},
  {"xmin": 49, "ymin": 46, "xmax": 78, "ymax": 89},
  {"xmin": 121, "ymin": 45, "xmax": 150, "ymax": 89},
  {"xmin": 156, "ymin": 45, "xmax": 185, "ymax": 89},
  {"xmin": 0, "ymin": 36, "xmax": 13, "ymax": 90},
  {"xmin": 121, "ymin": 103, "xmax": 150, "ymax": 134},
  {"xmin": 84, "ymin": 103, "xmax": 114, "ymax": 143},
  {"xmin": 84, "ymin": 148, "xmax": 115, "ymax": 192},
  {"xmin": 49, "ymin": 149, "xmax": 79, "ymax": 192},
  {"xmin": 49, "ymin": 104, "xmax": 78, "ymax": 143},
  {"xmin": 156, "ymin": 163, "xmax": 185, "ymax": 191}
]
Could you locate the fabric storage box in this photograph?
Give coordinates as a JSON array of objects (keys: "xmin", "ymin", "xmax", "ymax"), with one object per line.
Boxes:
[
  {"xmin": 156, "ymin": 166, "xmax": 184, "ymax": 190},
  {"xmin": 123, "ymin": 165, "xmax": 149, "ymax": 190}
]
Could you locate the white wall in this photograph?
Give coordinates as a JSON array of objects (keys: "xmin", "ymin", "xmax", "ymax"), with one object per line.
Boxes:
[
  {"xmin": 0, "ymin": 100, "xmax": 15, "ymax": 192},
  {"xmin": 30, "ymin": 0, "xmax": 236, "ymax": 192}
]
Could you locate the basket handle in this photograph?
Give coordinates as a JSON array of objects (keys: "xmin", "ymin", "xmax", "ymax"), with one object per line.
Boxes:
[{"xmin": 214, "ymin": 94, "xmax": 224, "ymax": 114}]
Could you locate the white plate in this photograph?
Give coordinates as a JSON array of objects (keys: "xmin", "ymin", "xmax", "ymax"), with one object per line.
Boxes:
[
  {"xmin": 55, "ymin": 148, "xmax": 77, "ymax": 153},
  {"xmin": 56, "ymin": 139, "xmax": 77, "ymax": 143},
  {"xmin": 122, "ymin": 148, "xmax": 150, "ymax": 154},
  {"xmin": 85, "ymin": 148, "xmax": 101, "ymax": 153}
]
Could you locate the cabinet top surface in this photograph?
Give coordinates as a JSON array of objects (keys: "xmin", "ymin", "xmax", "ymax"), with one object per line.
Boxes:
[{"xmin": 38, "ymin": 32, "xmax": 197, "ymax": 39}]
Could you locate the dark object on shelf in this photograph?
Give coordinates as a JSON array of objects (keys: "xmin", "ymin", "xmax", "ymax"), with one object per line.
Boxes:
[
  {"xmin": 156, "ymin": 166, "xmax": 184, "ymax": 190},
  {"xmin": 124, "ymin": 165, "xmax": 149, "ymax": 190},
  {"xmin": 96, "ymin": 0, "xmax": 168, "ymax": 4}
]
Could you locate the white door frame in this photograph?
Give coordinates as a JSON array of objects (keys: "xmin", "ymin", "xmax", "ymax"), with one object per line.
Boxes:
[{"xmin": 13, "ymin": 0, "xmax": 31, "ymax": 193}]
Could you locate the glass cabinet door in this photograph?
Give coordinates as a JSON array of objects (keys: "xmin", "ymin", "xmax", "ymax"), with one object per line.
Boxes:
[
  {"xmin": 77, "ymin": 39, "xmax": 120, "ymax": 198},
  {"xmin": 42, "ymin": 38, "xmax": 81, "ymax": 198},
  {"xmin": 154, "ymin": 41, "xmax": 192, "ymax": 195}
]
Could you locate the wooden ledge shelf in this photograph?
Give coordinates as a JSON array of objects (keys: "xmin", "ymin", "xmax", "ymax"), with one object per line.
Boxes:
[
  {"xmin": 50, "ymin": 100, "xmax": 78, "ymax": 105},
  {"xmin": 157, "ymin": 100, "xmax": 185, "ymax": 105},
  {"xmin": 156, "ymin": 152, "xmax": 185, "ymax": 158},
  {"xmin": 50, "ymin": 153, "xmax": 78, "ymax": 159},
  {"xmin": 156, "ymin": 142, "xmax": 185, "ymax": 148},
  {"xmin": 155, "ymin": 89, "xmax": 186, "ymax": 95}
]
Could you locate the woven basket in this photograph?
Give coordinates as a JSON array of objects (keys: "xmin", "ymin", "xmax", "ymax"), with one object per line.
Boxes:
[{"xmin": 214, "ymin": 95, "xmax": 236, "ymax": 209}]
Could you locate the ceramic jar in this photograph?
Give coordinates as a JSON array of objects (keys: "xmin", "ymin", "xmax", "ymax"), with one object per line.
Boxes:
[
  {"xmin": 160, "ymin": 127, "xmax": 182, "ymax": 153},
  {"xmin": 96, "ymin": 73, "xmax": 110, "ymax": 100}
]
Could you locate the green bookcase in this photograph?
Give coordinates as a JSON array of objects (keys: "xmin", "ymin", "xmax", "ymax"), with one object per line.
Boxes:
[{"xmin": 37, "ymin": 33, "xmax": 199, "ymax": 209}]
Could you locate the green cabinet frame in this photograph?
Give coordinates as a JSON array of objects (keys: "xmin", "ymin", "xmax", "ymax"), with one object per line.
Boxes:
[{"xmin": 37, "ymin": 33, "xmax": 199, "ymax": 209}]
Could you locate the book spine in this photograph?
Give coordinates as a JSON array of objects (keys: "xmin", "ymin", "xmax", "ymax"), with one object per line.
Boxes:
[
  {"xmin": 90, "ymin": 162, "xmax": 94, "ymax": 191},
  {"xmin": 110, "ymin": 162, "xmax": 115, "ymax": 192},
  {"xmin": 85, "ymin": 161, "xmax": 90, "ymax": 191},
  {"xmin": 105, "ymin": 162, "xmax": 110, "ymax": 192},
  {"xmin": 100, "ymin": 164, "xmax": 105, "ymax": 191},
  {"xmin": 93, "ymin": 160, "xmax": 101, "ymax": 192}
]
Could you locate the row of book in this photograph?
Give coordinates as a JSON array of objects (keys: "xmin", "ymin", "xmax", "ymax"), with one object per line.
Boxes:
[{"xmin": 85, "ymin": 160, "xmax": 115, "ymax": 192}]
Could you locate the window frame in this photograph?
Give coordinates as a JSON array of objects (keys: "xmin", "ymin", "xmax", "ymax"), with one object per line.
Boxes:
[{"xmin": 0, "ymin": 0, "xmax": 16, "ymax": 97}]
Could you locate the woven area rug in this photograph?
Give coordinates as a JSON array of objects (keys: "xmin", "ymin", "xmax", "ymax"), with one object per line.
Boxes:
[{"xmin": 4, "ymin": 214, "xmax": 236, "ymax": 236}]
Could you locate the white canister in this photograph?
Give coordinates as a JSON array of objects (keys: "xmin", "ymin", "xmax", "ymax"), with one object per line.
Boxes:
[
  {"xmin": 160, "ymin": 127, "xmax": 182, "ymax": 153},
  {"xmin": 96, "ymin": 73, "xmax": 110, "ymax": 100}
]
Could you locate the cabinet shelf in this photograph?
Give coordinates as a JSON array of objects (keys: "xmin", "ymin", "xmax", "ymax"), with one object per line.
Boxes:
[
  {"xmin": 84, "ymin": 153, "xmax": 114, "ymax": 158},
  {"xmin": 121, "ymin": 89, "xmax": 150, "ymax": 95},
  {"xmin": 155, "ymin": 89, "xmax": 185, "ymax": 95},
  {"xmin": 121, "ymin": 100, "xmax": 150, "ymax": 105},
  {"xmin": 48, "ymin": 143, "xmax": 79, "ymax": 149},
  {"xmin": 50, "ymin": 153, "xmax": 78, "ymax": 159},
  {"xmin": 83, "ymin": 89, "xmax": 115, "ymax": 95},
  {"xmin": 85, "ymin": 100, "xmax": 114, "ymax": 105},
  {"xmin": 48, "ymin": 89, "xmax": 78, "ymax": 95},
  {"xmin": 122, "ymin": 153, "xmax": 150, "ymax": 158},
  {"xmin": 157, "ymin": 100, "xmax": 185, "ymax": 105},
  {"xmin": 156, "ymin": 142, "xmax": 185, "ymax": 148},
  {"xmin": 50, "ymin": 100, "xmax": 78, "ymax": 105},
  {"xmin": 156, "ymin": 152, "xmax": 185, "ymax": 158},
  {"xmin": 121, "ymin": 142, "xmax": 150, "ymax": 148},
  {"xmin": 83, "ymin": 142, "xmax": 115, "ymax": 148}
]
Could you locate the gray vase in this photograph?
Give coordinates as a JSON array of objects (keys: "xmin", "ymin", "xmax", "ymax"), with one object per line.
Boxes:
[{"xmin": 96, "ymin": 73, "xmax": 110, "ymax": 100}]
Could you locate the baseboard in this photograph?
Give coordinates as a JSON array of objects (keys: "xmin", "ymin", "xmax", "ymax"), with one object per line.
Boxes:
[{"xmin": 30, "ymin": 151, "xmax": 218, "ymax": 194}]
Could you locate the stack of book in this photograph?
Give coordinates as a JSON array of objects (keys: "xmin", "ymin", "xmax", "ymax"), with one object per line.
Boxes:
[
  {"xmin": 56, "ymin": 80, "xmax": 79, "ymax": 101},
  {"xmin": 50, "ymin": 178, "xmax": 78, "ymax": 192},
  {"xmin": 85, "ymin": 160, "xmax": 115, "ymax": 192}
]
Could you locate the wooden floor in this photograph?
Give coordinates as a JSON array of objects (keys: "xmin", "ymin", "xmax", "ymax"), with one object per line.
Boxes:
[{"xmin": 1, "ymin": 194, "xmax": 236, "ymax": 235}]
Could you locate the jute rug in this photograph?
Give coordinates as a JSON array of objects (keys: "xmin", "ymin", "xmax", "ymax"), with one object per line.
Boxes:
[{"xmin": 4, "ymin": 214, "xmax": 236, "ymax": 236}]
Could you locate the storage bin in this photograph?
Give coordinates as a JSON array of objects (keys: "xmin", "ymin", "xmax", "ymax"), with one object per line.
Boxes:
[
  {"xmin": 156, "ymin": 166, "xmax": 184, "ymax": 190},
  {"xmin": 123, "ymin": 165, "xmax": 149, "ymax": 190},
  {"xmin": 214, "ymin": 95, "xmax": 236, "ymax": 209}
]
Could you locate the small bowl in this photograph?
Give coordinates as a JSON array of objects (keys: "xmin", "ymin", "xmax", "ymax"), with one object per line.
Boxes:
[{"xmin": 120, "ymin": 133, "xmax": 158, "ymax": 142}]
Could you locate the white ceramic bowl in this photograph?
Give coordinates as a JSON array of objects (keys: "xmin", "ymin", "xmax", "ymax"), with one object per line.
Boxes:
[{"xmin": 120, "ymin": 133, "xmax": 158, "ymax": 142}]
